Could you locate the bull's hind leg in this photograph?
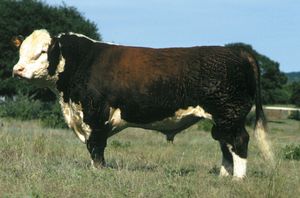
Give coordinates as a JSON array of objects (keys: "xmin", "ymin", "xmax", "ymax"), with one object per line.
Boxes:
[
  {"xmin": 230, "ymin": 126, "xmax": 249, "ymax": 179},
  {"xmin": 212, "ymin": 125, "xmax": 233, "ymax": 177},
  {"xmin": 212, "ymin": 124, "xmax": 249, "ymax": 179},
  {"xmin": 219, "ymin": 141, "xmax": 233, "ymax": 177}
]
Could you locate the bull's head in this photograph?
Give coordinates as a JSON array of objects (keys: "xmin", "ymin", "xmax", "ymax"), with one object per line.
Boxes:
[{"xmin": 12, "ymin": 29, "xmax": 63, "ymax": 86}]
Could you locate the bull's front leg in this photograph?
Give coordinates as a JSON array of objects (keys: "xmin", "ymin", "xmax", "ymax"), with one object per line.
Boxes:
[
  {"xmin": 83, "ymin": 100, "xmax": 110, "ymax": 169},
  {"xmin": 86, "ymin": 125, "xmax": 109, "ymax": 168}
]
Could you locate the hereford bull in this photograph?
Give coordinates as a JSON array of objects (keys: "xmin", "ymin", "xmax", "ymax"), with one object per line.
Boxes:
[{"xmin": 12, "ymin": 29, "xmax": 273, "ymax": 179}]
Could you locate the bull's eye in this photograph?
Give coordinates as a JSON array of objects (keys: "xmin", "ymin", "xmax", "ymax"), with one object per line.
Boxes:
[{"xmin": 33, "ymin": 50, "xmax": 47, "ymax": 60}]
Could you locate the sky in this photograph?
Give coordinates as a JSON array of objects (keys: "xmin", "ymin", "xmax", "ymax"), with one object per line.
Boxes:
[{"xmin": 44, "ymin": 0, "xmax": 300, "ymax": 72}]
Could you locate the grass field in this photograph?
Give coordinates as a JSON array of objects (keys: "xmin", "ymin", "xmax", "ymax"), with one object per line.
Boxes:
[{"xmin": 0, "ymin": 118, "xmax": 299, "ymax": 197}]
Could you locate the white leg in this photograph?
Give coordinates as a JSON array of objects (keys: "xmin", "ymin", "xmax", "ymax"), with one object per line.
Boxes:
[
  {"xmin": 232, "ymin": 152, "xmax": 247, "ymax": 179},
  {"xmin": 227, "ymin": 144, "xmax": 247, "ymax": 179}
]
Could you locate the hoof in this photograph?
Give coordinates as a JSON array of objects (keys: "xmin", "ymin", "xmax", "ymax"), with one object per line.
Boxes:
[
  {"xmin": 167, "ymin": 140, "xmax": 174, "ymax": 144},
  {"xmin": 232, "ymin": 175, "xmax": 246, "ymax": 181},
  {"xmin": 91, "ymin": 159, "xmax": 106, "ymax": 169}
]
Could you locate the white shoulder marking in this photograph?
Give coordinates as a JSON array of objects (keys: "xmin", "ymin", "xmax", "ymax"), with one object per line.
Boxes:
[{"xmin": 58, "ymin": 93, "xmax": 91, "ymax": 143}]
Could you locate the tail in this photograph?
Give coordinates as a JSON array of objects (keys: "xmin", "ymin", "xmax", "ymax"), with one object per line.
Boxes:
[{"xmin": 251, "ymin": 56, "xmax": 275, "ymax": 164}]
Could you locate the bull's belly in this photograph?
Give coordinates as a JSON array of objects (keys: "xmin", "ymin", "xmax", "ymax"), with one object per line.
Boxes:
[
  {"xmin": 58, "ymin": 93, "xmax": 213, "ymax": 142},
  {"xmin": 133, "ymin": 116, "xmax": 201, "ymax": 132},
  {"xmin": 108, "ymin": 106, "xmax": 213, "ymax": 137}
]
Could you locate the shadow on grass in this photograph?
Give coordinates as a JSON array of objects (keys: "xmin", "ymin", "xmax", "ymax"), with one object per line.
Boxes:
[
  {"xmin": 105, "ymin": 160, "xmax": 159, "ymax": 172},
  {"xmin": 250, "ymin": 170, "xmax": 269, "ymax": 178},
  {"xmin": 164, "ymin": 167, "xmax": 196, "ymax": 177},
  {"xmin": 208, "ymin": 165, "xmax": 269, "ymax": 179},
  {"xmin": 208, "ymin": 165, "xmax": 219, "ymax": 176},
  {"xmin": 70, "ymin": 158, "xmax": 159, "ymax": 172},
  {"xmin": 268, "ymin": 120, "xmax": 286, "ymax": 124}
]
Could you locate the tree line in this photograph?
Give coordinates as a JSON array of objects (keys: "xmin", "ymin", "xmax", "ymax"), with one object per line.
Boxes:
[
  {"xmin": 0, "ymin": 0, "xmax": 299, "ymax": 127},
  {"xmin": 225, "ymin": 43, "xmax": 300, "ymax": 106},
  {"xmin": 0, "ymin": 0, "xmax": 100, "ymax": 99},
  {"xmin": 0, "ymin": 0, "xmax": 101, "ymax": 127}
]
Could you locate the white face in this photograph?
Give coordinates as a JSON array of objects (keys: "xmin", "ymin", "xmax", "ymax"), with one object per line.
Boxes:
[{"xmin": 13, "ymin": 30, "xmax": 52, "ymax": 81}]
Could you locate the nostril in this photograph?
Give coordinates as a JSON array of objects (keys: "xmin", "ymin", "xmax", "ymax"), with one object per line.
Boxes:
[
  {"xmin": 12, "ymin": 66, "xmax": 25, "ymax": 77},
  {"xmin": 17, "ymin": 67, "xmax": 24, "ymax": 72}
]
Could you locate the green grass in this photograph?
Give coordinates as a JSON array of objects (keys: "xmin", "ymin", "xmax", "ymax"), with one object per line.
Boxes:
[{"xmin": 0, "ymin": 118, "xmax": 299, "ymax": 197}]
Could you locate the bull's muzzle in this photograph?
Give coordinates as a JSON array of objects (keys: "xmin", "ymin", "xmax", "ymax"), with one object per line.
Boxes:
[{"xmin": 12, "ymin": 65, "xmax": 25, "ymax": 78}]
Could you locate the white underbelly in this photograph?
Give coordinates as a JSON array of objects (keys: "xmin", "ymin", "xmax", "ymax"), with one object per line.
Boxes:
[{"xmin": 108, "ymin": 106, "xmax": 213, "ymax": 136}]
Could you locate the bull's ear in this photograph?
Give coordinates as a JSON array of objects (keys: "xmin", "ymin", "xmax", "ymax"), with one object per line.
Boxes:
[{"xmin": 11, "ymin": 35, "xmax": 24, "ymax": 48}]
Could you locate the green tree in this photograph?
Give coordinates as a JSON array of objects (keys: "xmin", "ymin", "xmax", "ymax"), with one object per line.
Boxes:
[
  {"xmin": 0, "ymin": 0, "xmax": 101, "ymax": 97},
  {"xmin": 290, "ymin": 82, "xmax": 300, "ymax": 107},
  {"xmin": 225, "ymin": 43, "xmax": 289, "ymax": 104}
]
